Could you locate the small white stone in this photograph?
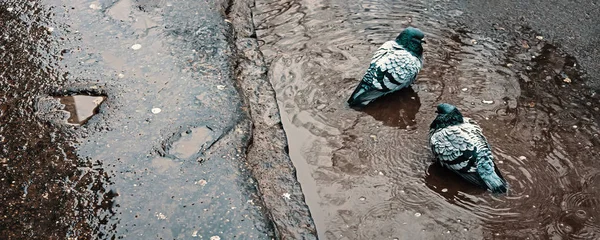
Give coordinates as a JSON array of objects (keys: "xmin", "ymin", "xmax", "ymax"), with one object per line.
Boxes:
[
  {"xmin": 131, "ymin": 44, "xmax": 142, "ymax": 50},
  {"xmin": 518, "ymin": 156, "xmax": 527, "ymax": 160},
  {"xmin": 118, "ymin": 73, "xmax": 125, "ymax": 78},
  {"xmin": 210, "ymin": 236, "xmax": 220, "ymax": 240},
  {"xmin": 282, "ymin": 193, "xmax": 291, "ymax": 199},
  {"xmin": 216, "ymin": 85, "xmax": 226, "ymax": 90},
  {"xmin": 47, "ymin": 27, "xmax": 54, "ymax": 32},
  {"xmin": 192, "ymin": 231, "xmax": 198, "ymax": 237},
  {"xmin": 359, "ymin": 197, "xmax": 366, "ymax": 201},
  {"xmin": 195, "ymin": 179, "xmax": 207, "ymax": 186},
  {"xmin": 461, "ymin": 88, "xmax": 468, "ymax": 91},
  {"xmin": 441, "ymin": 188, "xmax": 448, "ymax": 193},
  {"xmin": 414, "ymin": 212, "xmax": 421, "ymax": 217},
  {"xmin": 151, "ymin": 108, "xmax": 161, "ymax": 114},
  {"xmin": 536, "ymin": 36, "xmax": 544, "ymax": 40},
  {"xmin": 7, "ymin": 7, "xmax": 14, "ymax": 12},
  {"xmin": 572, "ymin": 125, "xmax": 578, "ymax": 129},
  {"xmin": 378, "ymin": 171, "xmax": 384, "ymax": 176},
  {"xmin": 482, "ymin": 100, "xmax": 494, "ymax": 104}
]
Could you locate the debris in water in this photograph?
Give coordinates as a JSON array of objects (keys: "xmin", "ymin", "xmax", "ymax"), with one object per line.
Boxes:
[
  {"xmin": 217, "ymin": 85, "xmax": 226, "ymax": 90},
  {"xmin": 56, "ymin": 95, "xmax": 105, "ymax": 125},
  {"xmin": 151, "ymin": 108, "xmax": 161, "ymax": 114},
  {"xmin": 482, "ymin": 100, "xmax": 494, "ymax": 104},
  {"xmin": 282, "ymin": 193, "xmax": 291, "ymax": 199},
  {"xmin": 156, "ymin": 212, "xmax": 167, "ymax": 220},
  {"xmin": 131, "ymin": 44, "xmax": 142, "ymax": 50}
]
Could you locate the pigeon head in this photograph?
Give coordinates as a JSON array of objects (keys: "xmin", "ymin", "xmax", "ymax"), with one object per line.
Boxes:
[
  {"xmin": 430, "ymin": 103, "xmax": 464, "ymax": 129},
  {"xmin": 395, "ymin": 27, "xmax": 426, "ymax": 57}
]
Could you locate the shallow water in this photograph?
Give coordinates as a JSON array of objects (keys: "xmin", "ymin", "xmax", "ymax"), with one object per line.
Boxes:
[{"xmin": 253, "ymin": 0, "xmax": 600, "ymax": 239}]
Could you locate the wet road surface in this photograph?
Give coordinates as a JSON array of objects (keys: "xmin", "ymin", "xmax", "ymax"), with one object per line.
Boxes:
[
  {"xmin": 252, "ymin": 0, "xmax": 600, "ymax": 239},
  {"xmin": 1, "ymin": 0, "xmax": 316, "ymax": 239}
]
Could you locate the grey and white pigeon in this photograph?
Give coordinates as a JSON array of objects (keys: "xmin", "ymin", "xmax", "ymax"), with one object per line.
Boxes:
[
  {"xmin": 347, "ymin": 27, "xmax": 425, "ymax": 108},
  {"xmin": 429, "ymin": 103, "xmax": 508, "ymax": 194}
]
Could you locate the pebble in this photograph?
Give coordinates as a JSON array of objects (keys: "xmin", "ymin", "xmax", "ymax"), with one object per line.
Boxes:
[
  {"xmin": 536, "ymin": 36, "xmax": 544, "ymax": 40},
  {"xmin": 195, "ymin": 179, "xmax": 207, "ymax": 186},
  {"xmin": 151, "ymin": 108, "xmax": 161, "ymax": 114},
  {"xmin": 482, "ymin": 100, "xmax": 494, "ymax": 104},
  {"xmin": 441, "ymin": 188, "xmax": 448, "ymax": 193},
  {"xmin": 89, "ymin": 4, "xmax": 102, "ymax": 9},
  {"xmin": 414, "ymin": 212, "xmax": 422, "ymax": 217},
  {"xmin": 461, "ymin": 88, "xmax": 468, "ymax": 91},
  {"xmin": 359, "ymin": 197, "xmax": 366, "ymax": 201},
  {"xmin": 131, "ymin": 44, "xmax": 142, "ymax": 50},
  {"xmin": 210, "ymin": 236, "xmax": 221, "ymax": 240}
]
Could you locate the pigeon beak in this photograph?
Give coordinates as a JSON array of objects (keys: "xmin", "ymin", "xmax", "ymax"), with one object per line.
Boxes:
[{"xmin": 421, "ymin": 38, "xmax": 427, "ymax": 44}]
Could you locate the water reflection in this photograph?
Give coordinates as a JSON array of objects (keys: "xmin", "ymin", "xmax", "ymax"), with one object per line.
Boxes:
[
  {"xmin": 57, "ymin": 95, "xmax": 105, "ymax": 125},
  {"xmin": 360, "ymin": 87, "xmax": 420, "ymax": 128}
]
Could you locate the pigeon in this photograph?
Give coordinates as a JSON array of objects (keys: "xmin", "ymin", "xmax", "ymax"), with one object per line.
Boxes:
[
  {"xmin": 429, "ymin": 103, "xmax": 508, "ymax": 194},
  {"xmin": 347, "ymin": 27, "xmax": 425, "ymax": 108}
]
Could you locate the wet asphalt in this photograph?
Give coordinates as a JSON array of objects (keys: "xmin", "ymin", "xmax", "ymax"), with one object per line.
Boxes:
[{"xmin": 1, "ymin": 0, "xmax": 599, "ymax": 239}]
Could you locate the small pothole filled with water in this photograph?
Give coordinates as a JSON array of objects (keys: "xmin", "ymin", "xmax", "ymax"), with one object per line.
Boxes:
[{"xmin": 56, "ymin": 95, "xmax": 105, "ymax": 125}]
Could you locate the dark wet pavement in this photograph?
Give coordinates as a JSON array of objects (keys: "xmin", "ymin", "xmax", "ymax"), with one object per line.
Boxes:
[
  {"xmin": 253, "ymin": 0, "xmax": 600, "ymax": 239},
  {"xmin": 1, "ymin": 0, "xmax": 316, "ymax": 239}
]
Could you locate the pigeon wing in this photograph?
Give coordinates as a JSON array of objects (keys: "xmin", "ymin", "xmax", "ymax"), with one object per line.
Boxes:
[{"xmin": 430, "ymin": 126, "xmax": 488, "ymax": 188}]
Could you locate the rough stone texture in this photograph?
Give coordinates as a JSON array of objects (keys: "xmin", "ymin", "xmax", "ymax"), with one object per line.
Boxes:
[
  {"xmin": 227, "ymin": 0, "xmax": 318, "ymax": 239},
  {"xmin": 454, "ymin": 0, "xmax": 600, "ymax": 89}
]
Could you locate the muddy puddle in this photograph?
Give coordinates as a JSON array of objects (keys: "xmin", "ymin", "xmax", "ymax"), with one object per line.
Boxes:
[{"xmin": 253, "ymin": 0, "xmax": 600, "ymax": 239}]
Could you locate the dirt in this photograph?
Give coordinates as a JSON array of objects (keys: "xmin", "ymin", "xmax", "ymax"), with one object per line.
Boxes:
[{"xmin": 250, "ymin": 0, "xmax": 600, "ymax": 239}]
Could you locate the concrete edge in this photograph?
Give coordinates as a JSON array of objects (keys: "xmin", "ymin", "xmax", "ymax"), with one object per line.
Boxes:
[{"xmin": 224, "ymin": 0, "xmax": 319, "ymax": 239}]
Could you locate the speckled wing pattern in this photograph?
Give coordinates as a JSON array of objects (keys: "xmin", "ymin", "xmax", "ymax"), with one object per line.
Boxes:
[
  {"xmin": 348, "ymin": 41, "xmax": 422, "ymax": 106},
  {"xmin": 428, "ymin": 118, "xmax": 493, "ymax": 188}
]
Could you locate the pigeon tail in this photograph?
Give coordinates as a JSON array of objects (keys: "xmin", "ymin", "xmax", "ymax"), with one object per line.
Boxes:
[
  {"xmin": 480, "ymin": 171, "xmax": 508, "ymax": 194},
  {"xmin": 347, "ymin": 85, "xmax": 385, "ymax": 108}
]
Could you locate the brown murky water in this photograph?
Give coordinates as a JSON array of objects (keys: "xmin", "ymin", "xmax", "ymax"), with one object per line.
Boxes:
[
  {"xmin": 253, "ymin": 0, "xmax": 600, "ymax": 239},
  {"xmin": 57, "ymin": 95, "xmax": 106, "ymax": 125}
]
